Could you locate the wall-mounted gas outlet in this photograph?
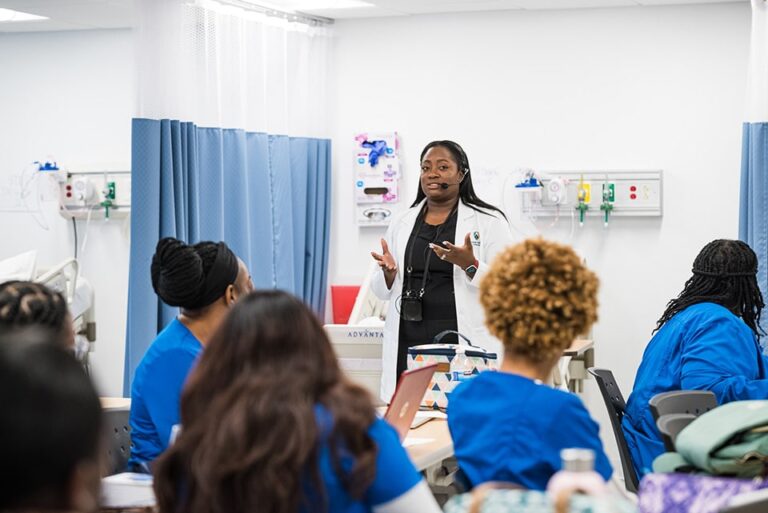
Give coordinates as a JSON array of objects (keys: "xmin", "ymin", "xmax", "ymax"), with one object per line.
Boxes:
[
  {"xmin": 520, "ymin": 170, "xmax": 662, "ymax": 218},
  {"xmin": 60, "ymin": 171, "xmax": 131, "ymax": 220}
]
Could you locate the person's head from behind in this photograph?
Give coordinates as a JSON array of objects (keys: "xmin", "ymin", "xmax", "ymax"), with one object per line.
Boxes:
[
  {"xmin": 412, "ymin": 140, "xmax": 505, "ymax": 218},
  {"xmin": 656, "ymin": 239, "xmax": 764, "ymax": 335},
  {"xmin": 151, "ymin": 238, "xmax": 253, "ymax": 318},
  {"xmin": 0, "ymin": 329, "xmax": 102, "ymax": 512},
  {"xmin": 0, "ymin": 281, "xmax": 74, "ymax": 348},
  {"xmin": 154, "ymin": 290, "xmax": 376, "ymax": 513},
  {"xmin": 480, "ymin": 238, "xmax": 599, "ymax": 372}
]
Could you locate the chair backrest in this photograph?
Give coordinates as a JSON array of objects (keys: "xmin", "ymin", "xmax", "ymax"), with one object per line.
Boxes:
[
  {"xmin": 656, "ymin": 413, "xmax": 696, "ymax": 451},
  {"xmin": 649, "ymin": 390, "xmax": 717, "ymax": 421},
  {"xmin": 102, "ymin": 407, "xmax": 132, "ymax": 476},
  {"xmin": 587, "ymin": 367, "xmax": 639, "ymax": 493}
]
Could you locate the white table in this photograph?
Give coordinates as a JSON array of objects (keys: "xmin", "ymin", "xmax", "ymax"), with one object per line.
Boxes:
[
  {"xmin": 101, "ymin": 397, "xmax": 131, "ymax": 410},
  {"xmin": 404, "ymin": 419, "xmax": 453, "ymax": 472}
]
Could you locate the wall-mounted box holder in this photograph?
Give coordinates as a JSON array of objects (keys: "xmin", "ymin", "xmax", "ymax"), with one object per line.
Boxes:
[
  {"xmin": 520, "ymin": 170, "xmax": 662, "ymax": 218},
  {"xmin": 355, "ymin": 132, "xmax": 400, "ymax": 227},
  {"xmin": 356, "ymin": 173, "xmax": 398, "ymax": 205}
]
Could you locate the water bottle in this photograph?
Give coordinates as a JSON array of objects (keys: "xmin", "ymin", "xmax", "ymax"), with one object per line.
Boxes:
[
  {"xmin": 546, "ymin": 448, "xmax": 607, "ymax": 499},
  {"xmin": 451, "ymin": 345, "xmax": 473, "ymax": 383}
]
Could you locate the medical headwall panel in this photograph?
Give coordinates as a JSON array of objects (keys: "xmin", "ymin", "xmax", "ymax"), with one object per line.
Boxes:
[
  {"xmin": 59, "ymin": 170, "xmax": 131, "ymax": 220},
  {"xmin": 517, "ymin": 170, "xmax": 663, "ymax": 226}
]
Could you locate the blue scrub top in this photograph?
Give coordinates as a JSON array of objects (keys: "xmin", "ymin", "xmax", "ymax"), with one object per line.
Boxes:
[
  {"xmin": 300, "ymin": 405, "xmax": 422, "ymax": 513},
  {"xmin": 623, "ymin": 302, "xmax": 768, "ymax": 477},
  {"xmin": 447, "ymin": 371, "xmax": 612, "ymax": 491},
  {"xmin": 128, "ymin": 318, "xmax": 202, "ymax": 469}
]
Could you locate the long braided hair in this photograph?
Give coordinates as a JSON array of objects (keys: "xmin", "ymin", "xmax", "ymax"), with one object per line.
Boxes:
[
  {"xmin": 0, "ymin": 281, "xmax": 69, "ymax": 337},
  {"xmin": 655, "ymin": 240, "xmax": 765, "ymax": 337}
]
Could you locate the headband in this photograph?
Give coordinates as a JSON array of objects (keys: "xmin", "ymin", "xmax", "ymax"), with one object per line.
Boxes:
[
  {"xmin": 191, "ymin": 243, "xmax": 239, "ymax": 309},
  {"xmin": 692, "ymin": 268, "xmax": 757, "ymax": 278}
]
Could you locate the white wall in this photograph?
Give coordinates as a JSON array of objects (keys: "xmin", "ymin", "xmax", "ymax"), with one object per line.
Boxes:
[
  {"xmin": 0, "ymin": 4, "xmax": 753, "ymax": 462},
  {"xmin": 0, "ymin": 29, "xmax": 133, "ymax": 396},
  {"xmin": 330, "ymin": 3, "xmax": 751, "ymax": 467}
]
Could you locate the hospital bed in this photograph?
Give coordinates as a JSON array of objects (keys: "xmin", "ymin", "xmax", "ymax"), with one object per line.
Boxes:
[{"xmin": 0, "ymin": 251, "xmax": 96, "ymax": 364}]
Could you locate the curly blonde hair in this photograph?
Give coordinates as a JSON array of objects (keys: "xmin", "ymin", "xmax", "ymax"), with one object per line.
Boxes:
[{"xmin": 480, "ymin": 238, "xmax": 599, "ymax": 364}]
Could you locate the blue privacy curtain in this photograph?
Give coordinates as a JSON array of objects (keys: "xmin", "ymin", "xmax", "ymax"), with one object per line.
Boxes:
[
  {"xmin": 739, "ymin": 0, "xmax": 768, "ymax": 334},
  {"xmin": 739, "ymin": 124, "xmax": 768, "ymax": 313},
  {"xmin": 124, "ymin": 118, "xmax": 331, "ymax": 393}
]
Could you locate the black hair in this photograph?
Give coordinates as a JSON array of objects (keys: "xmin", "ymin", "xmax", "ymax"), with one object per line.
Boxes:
[
  {"xmin": 411, "ymin": 140, "xmax": 507, "ymax": 220},
  {"xmin": 0, "ymin": 281, "xmax": 69, "ymax": 339},
  {"xmin": 151, "ymin": 238, "xmax": 237, "ymax": 310},
  {"xmin": 655, "ymin": 239, "xmax": 765, "ymax": 337},
  {"xmin": 0, "ymin": 328, "xmax": 101, "ymax": 510}
]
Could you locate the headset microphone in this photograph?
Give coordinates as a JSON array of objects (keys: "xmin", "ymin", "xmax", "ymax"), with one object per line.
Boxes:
[{"xmin": 439, "ymin": 171, "xmax": 467, "ymax": 190}]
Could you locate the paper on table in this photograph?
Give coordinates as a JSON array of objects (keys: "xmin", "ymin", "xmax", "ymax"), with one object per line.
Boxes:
[
  {"xmin": 414, "ymin": 411, "xmax": 447, "ymax": 420},
  {"xmin": 410, "ymin": 410, "xmax": 447, "ymax": 428},
  {"xmin": 403, "ymin": 437, "xmax": 433, "ymax": 447},
  {"xmin": 101, "ymin": 472, "xmax": 155, "ymax": 508}
]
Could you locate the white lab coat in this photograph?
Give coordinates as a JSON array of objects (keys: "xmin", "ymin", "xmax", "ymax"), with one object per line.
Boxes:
[{"xmin": 371, "ymin": 199, "xmax": 518, "ymax": 401}]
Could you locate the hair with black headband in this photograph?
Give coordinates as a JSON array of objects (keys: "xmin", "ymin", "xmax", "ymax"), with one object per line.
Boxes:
[
  {"xmin": 411, "ymin": 140, "xmax": 507, "ymax": 220},
  {"xmin": 655, "ymin": 239, "xmax": 765, "ymax": 337},
  {"xmin": 151, "ymin": 238, "xmax": 239, "ymax": 311},
  {"xmin": 0, "ymin": 281, "xmax": 69, "ymax": 341}
]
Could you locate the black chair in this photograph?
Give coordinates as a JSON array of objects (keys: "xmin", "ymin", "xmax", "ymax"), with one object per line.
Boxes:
[
  {"xmin": 103, "ymin": 407, "xmax": 132, "ymax": 476},
  {"xmin": 587, "ymin": 367, "xmax": 639, "ymax": 493},
  {"xmin": 455, "ymin": 467, "xmax": 471, "ymax": 492},
  {"xmin": 656, "ymin": 413, "xmax": 696, "ymax": 451},
  {"xmin": 649, "ymin": 390, "xmax": 717, "ymax": 421}
]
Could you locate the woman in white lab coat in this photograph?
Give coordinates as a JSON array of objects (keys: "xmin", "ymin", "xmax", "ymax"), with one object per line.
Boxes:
[{"xmin": 371, "ymin": 140, "xmax": 516, "ymax": 400}]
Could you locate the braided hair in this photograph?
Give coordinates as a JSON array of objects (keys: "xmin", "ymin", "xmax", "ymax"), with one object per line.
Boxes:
[
  {"xmin": 655, "ymin": 239, "xmax": 765, "ymax": 337},
  {"xmin": 151, "ymin": 238, "xmax": 236, "ymax": 311},
  {"xmin": 0, "ymin": 281, "xmax": 69, "ymax": 337}
]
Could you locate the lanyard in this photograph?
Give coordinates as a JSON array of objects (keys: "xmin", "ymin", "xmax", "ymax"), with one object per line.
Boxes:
[{"xmin": 404, "ymin": 203, "xmax": 458, "ymax": 297}]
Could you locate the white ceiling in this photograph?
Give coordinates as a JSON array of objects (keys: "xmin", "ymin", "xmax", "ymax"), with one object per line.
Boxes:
[
  {"xmin": 0, "ymin": 1, "xmax": 134, "ymax": 32},
  {"xmin": 296, "ymin": 0, "xmax": 747, "ymax": 19},
  {"xmin": 0, "ymin": 0, "xmax": 747, "ymax": 32}
]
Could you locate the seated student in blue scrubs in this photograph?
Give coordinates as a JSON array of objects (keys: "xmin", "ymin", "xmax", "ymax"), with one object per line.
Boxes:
[
  {"xmin": 623, "ymin": 239, "xmax": 768, "ymax": 477},
  {"xmin": 128, "ymin": 237, "xmax": 252, "ymax": 471},
  {"xmin": 448, "ymin": 238, "xmax": 612, "ymax": 491},
  {"xmin": 153, "ymin": 290, "xmax": 442, "ymax": 513}
]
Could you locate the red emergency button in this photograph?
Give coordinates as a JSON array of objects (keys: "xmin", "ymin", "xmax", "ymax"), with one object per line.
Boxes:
[
  {"xmin": 630, "ymin": 186, "xmax": 637, "ymax": 192},
  {"xmin": 630, "ymin": 193, "xmax": 637, "ymax": 200}
]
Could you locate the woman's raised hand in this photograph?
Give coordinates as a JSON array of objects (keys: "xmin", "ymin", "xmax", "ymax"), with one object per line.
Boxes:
[{"xmin": 371, "ymin": 238, "xmax": 397, "ymax": 288}]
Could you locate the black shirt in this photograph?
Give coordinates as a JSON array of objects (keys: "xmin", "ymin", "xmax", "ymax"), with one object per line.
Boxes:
[{"xmin": 396, "ymin": 207, "xmax": 459, "ymax": 379}]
